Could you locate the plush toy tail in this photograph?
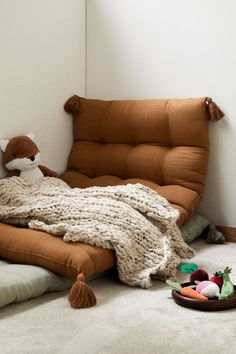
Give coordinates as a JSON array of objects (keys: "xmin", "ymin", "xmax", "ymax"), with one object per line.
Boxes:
[
  {"xmin": 206, "ymin": 97, "xmax": 225, "ymax": 122},
  {"xmin": 68, "ymin": 273, "xmax": 97, "ymax": 308}
]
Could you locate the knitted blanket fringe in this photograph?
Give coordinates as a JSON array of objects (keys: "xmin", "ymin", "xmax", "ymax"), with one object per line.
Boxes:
[{"xmin": 0, "ymin": 177, "xmax": 194, "ymax": 289}]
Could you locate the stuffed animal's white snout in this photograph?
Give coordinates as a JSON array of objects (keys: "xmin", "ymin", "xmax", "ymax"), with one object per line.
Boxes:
[{"xmin": 5, "ymin": 152, "xmax": 41, "ymax": 171}]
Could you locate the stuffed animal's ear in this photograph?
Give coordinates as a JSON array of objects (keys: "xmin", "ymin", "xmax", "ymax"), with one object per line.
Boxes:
[
  {"xmin": 0, "ymin": 140, "xmax": 9, "ymax": 152},
  {"xmin": 26, "ymin": 132, "xmax": 35, "ymax": 141}
]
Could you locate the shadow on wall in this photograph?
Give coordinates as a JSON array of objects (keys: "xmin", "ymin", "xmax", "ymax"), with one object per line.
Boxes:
[{"xmin": 198, "ymin": 117, "xmax": 231, "ymax": 225}]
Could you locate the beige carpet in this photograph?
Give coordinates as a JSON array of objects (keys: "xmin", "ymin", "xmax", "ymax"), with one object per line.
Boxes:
[{"xmin": 1, "ymin": 239, "xmax": 236, "ymax": 354}]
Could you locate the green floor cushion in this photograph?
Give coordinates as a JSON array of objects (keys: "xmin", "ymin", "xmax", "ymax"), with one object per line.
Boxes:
[{"xmin": 0, "ymin": 260, "xmax": 74, "ymax": 308}]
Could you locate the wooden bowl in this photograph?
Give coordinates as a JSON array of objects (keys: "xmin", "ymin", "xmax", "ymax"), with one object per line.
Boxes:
[{"xmin": 172, "ymin": 282, "xmax": 236, "ymax": 311}]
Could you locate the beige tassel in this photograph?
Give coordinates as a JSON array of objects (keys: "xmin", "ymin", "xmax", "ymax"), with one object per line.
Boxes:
[
  {"xmin": 64, "ymin": 95, "xmax": 80, "ymax": 114},
  {"xmin": 68, "ymin": 273, "xmax": 97, "ymax": 308},
  {"xmin": 206, "ymin": 97, "xmax": 225, "ymax": 122}
]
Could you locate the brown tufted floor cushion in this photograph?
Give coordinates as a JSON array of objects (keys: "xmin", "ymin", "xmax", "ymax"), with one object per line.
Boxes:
[
  {"xmin": 0, "ymin": 96, "xmax": 223, "ymax": 308},
  {"xmin": 62, "ymin": 96, "xmax": 210, "ymax": 226}
]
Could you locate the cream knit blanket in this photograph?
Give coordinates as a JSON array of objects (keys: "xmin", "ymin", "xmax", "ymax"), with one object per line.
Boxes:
[{"xmin": 0, "ymin": 177, "xmax": 194, "ymax": 288}]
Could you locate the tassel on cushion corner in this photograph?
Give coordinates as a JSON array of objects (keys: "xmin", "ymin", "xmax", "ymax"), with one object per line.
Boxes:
[
  {"xmin": 206, "ymin": 97, "xmax": 225, "ymax": 122},
  {"xmin": 64, "ymin": 95, "xmax": 80, "ymax": 114},
  {"xmin": 68, "ymin": 273, "xmax": 97, "ymax": 308}
]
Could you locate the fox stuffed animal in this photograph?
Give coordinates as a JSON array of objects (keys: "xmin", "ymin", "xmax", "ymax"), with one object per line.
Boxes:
[{"xmin": 0, "ymin": 133, "xmax": 58, "ymax": 179}]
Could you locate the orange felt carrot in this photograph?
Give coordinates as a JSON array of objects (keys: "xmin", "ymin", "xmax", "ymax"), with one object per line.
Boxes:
[
  {"xmin": 180, "ymin": 287, "xmax": 208, "ymax": 300},
  {"xmin": 166, "ymin": 280, "xmax": 208, "ymax": 301}
]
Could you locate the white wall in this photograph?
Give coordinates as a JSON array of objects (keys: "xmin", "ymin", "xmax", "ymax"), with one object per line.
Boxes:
[
  {"xmin": 0, "ymin": 0, "xmax": 85, "ymax": 177},
  {"xmin": 87, "ymin": 0, "xmax": 236, "ymax": 227}
]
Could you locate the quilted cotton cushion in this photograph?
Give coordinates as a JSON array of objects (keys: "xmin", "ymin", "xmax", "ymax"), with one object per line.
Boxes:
[
  {"xmin": 0, "ymin": 223, "xmax": 115, "ymax": 279},
  {"xmin": 62, "ymin": 96, "xmax": 209, "ymax": 225}
]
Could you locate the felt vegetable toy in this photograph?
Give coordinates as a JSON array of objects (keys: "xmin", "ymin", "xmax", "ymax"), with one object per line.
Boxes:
[
  {"xmin": 218, "ymin": 267, "xmax": 234, "ymax": 300},
  {"xmin": 190, "ymin": 269, "xmax": 209, "ymax": 284},
  {"xmin": 196, "ymin": 280, "xmax": 220, "ymax": 298},
  {"xmin": 0, "ymin": 133, "xmax": 58, "ymax": 180},
  {"xmin": 180, "ymin": 263, "xmax": 198, "ymax": 274},
  {"xmin": 166, "ymin": 280, "xmax": 208, "ymax": 300},
  {"xmin": 209, "ymin": 272, "xmax": 224, "ymax": 289}
]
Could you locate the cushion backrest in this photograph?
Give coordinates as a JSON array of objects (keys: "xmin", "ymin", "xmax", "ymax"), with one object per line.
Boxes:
[{"xmin": 64, "ymin": 96, "xmax": 209, "ymax": 198}]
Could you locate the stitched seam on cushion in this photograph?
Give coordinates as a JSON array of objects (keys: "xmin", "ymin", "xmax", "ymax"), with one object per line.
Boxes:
[{"xmin": 0, "ymin": 245, "xmax": 79, "ymax": 274}]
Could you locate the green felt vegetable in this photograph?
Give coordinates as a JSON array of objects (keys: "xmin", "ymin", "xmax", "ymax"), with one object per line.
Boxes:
[
  {"xmin": 218, "ymin": 267, "xmax": 234, "ymax": 300},
  {"xmin": 180, "ymin": 263, "xmax": 198, "ymax": 274},
  {"xmin": 166, "ymin": 280, "xmax": 182, "ymax": 292}
]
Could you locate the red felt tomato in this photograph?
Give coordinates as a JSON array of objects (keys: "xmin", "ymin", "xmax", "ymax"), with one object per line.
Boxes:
[{"xmin": 209, "ymin": 275, "xmax": 223, "ymax": 289}]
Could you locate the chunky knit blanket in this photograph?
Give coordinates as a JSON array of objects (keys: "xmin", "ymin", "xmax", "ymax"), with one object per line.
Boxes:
[{"xmin": 0, "ymin": 177, "xmax": 194, "ymax": 288}]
